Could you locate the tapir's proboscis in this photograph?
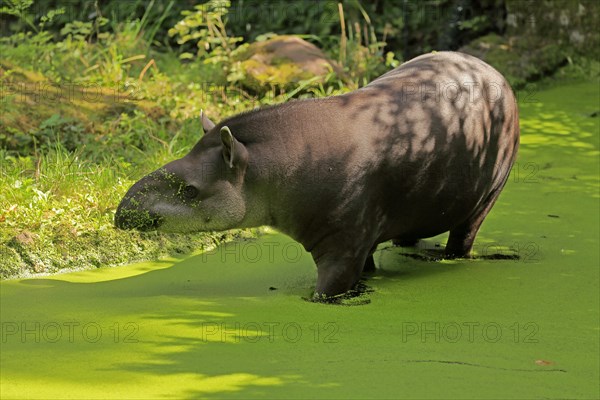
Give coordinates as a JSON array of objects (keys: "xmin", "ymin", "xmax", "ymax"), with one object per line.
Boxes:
[{"xmin": 115, "ymin": 52, "xmax": 519, "ymax": 300}]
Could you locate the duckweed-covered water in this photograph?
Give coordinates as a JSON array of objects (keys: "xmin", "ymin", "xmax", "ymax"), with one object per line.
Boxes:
[{"xmin": 1, "ymin": 81, "xmax": 598, "ymax": 399}]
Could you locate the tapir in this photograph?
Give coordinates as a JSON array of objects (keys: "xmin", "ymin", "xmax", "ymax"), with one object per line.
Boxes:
[{"xmin": 115, "ymin": 51, "xmax": 519, "ymax": 299}]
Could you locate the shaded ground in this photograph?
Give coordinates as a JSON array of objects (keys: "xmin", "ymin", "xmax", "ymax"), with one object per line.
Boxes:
[{"xmin": 1, "ymin": 81, "xmax": 598, "ymax": 399}]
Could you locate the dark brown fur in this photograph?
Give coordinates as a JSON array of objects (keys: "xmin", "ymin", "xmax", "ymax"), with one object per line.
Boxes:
[{"xmin": 115, "ymin": 52, "xmax": 519, "ymax": 298}]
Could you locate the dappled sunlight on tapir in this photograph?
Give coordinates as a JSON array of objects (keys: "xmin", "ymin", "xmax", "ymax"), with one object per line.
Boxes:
[{"xmin": 115, "ymin": 51, "xmax": 519, "ymax": 300}]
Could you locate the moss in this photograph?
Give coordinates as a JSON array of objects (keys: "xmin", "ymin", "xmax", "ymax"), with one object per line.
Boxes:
[
  {"xmin": 460, "ymin": 33, "xmax": 569, "ymax": 88},
  {"xmin": 239, "ymin": 58, "xmax": 308, "ymax": 90},
  {"xmin": 231, "ymin": 35, "xmax": 342, "ymax": 95},
  {"xmin": 0, "ymin": 223, "xmax": 256, "ymax": 279},
  {"xmin": 461, "ymin": 0, "xmax": 599, "ymax": 89}
]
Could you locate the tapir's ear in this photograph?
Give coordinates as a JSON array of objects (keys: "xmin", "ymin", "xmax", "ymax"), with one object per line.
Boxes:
[
  {"xmin": 200, "ymin": 109, "xmax": 215, "ymax": 133},
  {"xmin": 220, "ymin": 126, "xmax": 237, "ymax": 168}
]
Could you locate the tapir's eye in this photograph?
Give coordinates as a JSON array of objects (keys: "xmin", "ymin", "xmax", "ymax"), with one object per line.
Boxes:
[{"xmin": 181, "ymin": 185, "xmax": 199, "ymax": 200}]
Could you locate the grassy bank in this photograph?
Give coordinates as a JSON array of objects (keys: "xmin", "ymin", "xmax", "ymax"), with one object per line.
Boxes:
[
  {"xmin": 0, "ymin": 1, "xmax": 355, "ymax": 279},
  {"xmin": 1, "ymin": 1, "xmax": 597, "ymax": 279},
  {"xmin": 0, "ymin": 42, "xmax": 251, "ymax": 278}
]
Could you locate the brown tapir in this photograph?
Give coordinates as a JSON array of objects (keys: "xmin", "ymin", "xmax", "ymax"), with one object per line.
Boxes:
[{"xmin": 115, "ymin": 51, "xmax": 519, "ymax": 299}]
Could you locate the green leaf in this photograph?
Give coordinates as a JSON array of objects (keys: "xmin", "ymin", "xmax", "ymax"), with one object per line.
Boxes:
[{"xmin": 179, "ymin": 52, "xmax": 195, "ymax": 60}]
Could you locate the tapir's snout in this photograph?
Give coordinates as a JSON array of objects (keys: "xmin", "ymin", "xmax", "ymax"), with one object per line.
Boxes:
[
  {"xmin": 114, "ymin": 204, "xmax": 162, "ymax": 231},
  {"xmin": 114, "ymin": 174, "xmax": 164, "ymax": 231}
]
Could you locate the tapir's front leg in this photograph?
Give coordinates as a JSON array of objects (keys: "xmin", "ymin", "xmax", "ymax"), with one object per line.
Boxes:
[{"xmin": 311, "ymin": 241, "xmax": 371, "ymax": 300}]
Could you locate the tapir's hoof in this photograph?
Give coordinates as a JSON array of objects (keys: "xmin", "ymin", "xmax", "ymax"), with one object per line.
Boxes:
[
  {"xmin": 443, "ymin": 250, "xmax": 472, "ymax": 259},
  {"xmin": 309, "ymin": 293, "xmax": 342, "ymax": 304}
]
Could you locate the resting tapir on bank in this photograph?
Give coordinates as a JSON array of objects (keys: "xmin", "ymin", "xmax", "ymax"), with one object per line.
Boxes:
[{"xmin": 115, "ymin": 51, "xmax": 519, "ymax": 299}]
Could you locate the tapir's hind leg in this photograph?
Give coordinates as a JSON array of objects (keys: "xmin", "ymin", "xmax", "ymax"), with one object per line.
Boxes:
[
  {"xmin": 445, "ymin": 185, "xmax": 505, "ymax": 258},
  {"xmin": 363, "ymin": 254, "xmax": 376, "ymax": 272},
  {"xmin": 362, "ymin": 245, "xmax": 378, "ymax": 272}
]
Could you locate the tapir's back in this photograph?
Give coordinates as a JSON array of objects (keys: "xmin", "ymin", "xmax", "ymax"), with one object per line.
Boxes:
[
  {"xmin": 359, "ymin": 51, "xmax": 518, "ymax": 154},
  {"xmin": 333, "ymin": 51, "xmax": 520, "ymax": 239},
  {"xmin": 355, "ymin": 51, "xmax": 519, "ymax": 178}
]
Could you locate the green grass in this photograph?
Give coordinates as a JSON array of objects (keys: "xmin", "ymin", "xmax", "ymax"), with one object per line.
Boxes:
[
  {"xmin": 0, "ymin": 127, "xmax": 251, "ymax": 278},
  {"xmin": 0, "ymin": 4, "xmax": 354, "ymax": 278},
  {"xmin": 0, "ymin": 26, "xmax": 257, "ymax": 278}
]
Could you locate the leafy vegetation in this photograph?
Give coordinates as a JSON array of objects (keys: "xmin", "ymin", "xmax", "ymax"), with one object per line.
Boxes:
[
  {"xmin": 1, "ymin": 0, "xmax": 597, "ymax": 278},
  {"xmin": 0, "ymin": 0, "xmax": 395, "ymax": 278}
]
